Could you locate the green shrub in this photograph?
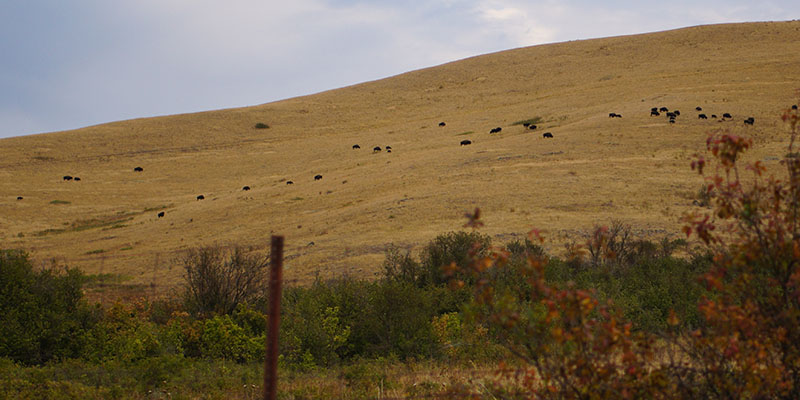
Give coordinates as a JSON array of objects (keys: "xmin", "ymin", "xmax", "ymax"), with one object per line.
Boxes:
[
  {"xmin": 254, "ymin": 122, "xmax": 269, "ymax": 129},
  {"xmin": 200, "ymin": 315, "xmax": 264, "ymax": 363},
  {"xmin": 0, "ymin": 250, "xmax": 98, "ymax": 365}
]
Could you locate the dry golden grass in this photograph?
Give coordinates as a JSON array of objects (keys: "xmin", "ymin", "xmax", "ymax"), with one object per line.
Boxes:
[{"xmin": 2, "ymin": 21, "xmax": 800, "ymax": 290}]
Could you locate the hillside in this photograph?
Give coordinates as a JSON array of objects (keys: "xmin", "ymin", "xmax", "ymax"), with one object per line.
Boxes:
[{"xmin": 2, "ymin": 21, "xmax": 800, "ymax": 291}]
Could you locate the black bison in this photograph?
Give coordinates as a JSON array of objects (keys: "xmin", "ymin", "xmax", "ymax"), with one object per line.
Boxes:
[
  {"xmin": 286, "ymin": 181, "xmax": 294, "ymax": 185},
  {"xmin": 659, "ymin": 107, "xmax": 669, "ymax": 112},
  {"xmin": 242, "ymin": 186, "xmax": 251, "ymax": 191},
  {"xmin": 722, "ymin": 113, "xmax": 732, "ymax": 119},
  {"xmin": 386, "ymin": 146, "xmax": 392, "ymax": 150},
  {"xmin": 696, "ymin": 106, "xmax": 703, "ymax": 111},
  {"xmin": 157, "ymin": 211, "xmax": 165, "ymax": 218},
  {"xmin": 490, "ymin": 127, "xmax": 502, "ymax": 134},
  {"xmin": 196, "ymin": 195, "xmax": 205, "ymax": 200},
  {"xmin": 698, "ymin": 114, "xmax": 708, "ymax": 119},
  {"xmin": 711, "ymin": 114, "xmax": 718, "ymax": 119},
  {"xmin": 522, "ymin": 122, "xmax": 531, "ymax": 127},
  {"xmin": 528, "ymin": 124, "xmax": 537, "ymax": 130},
  {"xmin": 543, "ymin": 132, "xmax": 553, "ymax": 138},
  {"xmin": 669, "ymin": 118, "xmax": 676, "ymax": 124},
  {"xmin": 460, "ymin": 140, "xmax": 472, "ymax": 146},
  {"xmin": 666, "ymin": 112, "xmax": 677, "ymax": 119},
  {"xmin": 73, "ymin": 177, "xmax": 81, "ymax": 181},
  {"xmin": 651, "ymin": 107, "xmax": 658, "ymax": 112},
  {"xmin": 651, "ymin": 110, "xmax": 660, "ymax": 116},
  {"xmin": 373, "ymin": 146, "xmax": 381, "ymax": 152},
  {"xmin": 608, "ymin": 113, "xmax": 622, "ymax": 118},
  {"xmin": 744, "ymin": 117, "xmax": 755, "ymax": 125},
  {"xmin": 17, "ymin": 196, "xmax": 23, "ymax": 200},
  {"xmin": 314, "ymin": 175, "xmax": 323, "ymax": 181},
  {"xmin": 673, "ymin": 110, "xmax": 681, "ymax": 116},
  {"xmin": 439, "ymin": 122, "xmax": 446, "ymax": 126},
  {"xmin": 352, "ymin": 144, "xmax": 360, "ymax": 149},
  {"xmin": 63, "ymin": 175, "xmax": 73, "ymax": 181},
  {"xmin": 793, "ymin": 105, "xmax": 798, "ymax": 110},
  {"xmin": 134, "ymin": 166, "xmax": 143, "ymax": 172}
]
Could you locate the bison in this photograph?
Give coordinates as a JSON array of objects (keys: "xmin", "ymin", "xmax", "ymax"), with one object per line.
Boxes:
[
  {"xmin": 651, "ymin": 110, "xmax": 660, "ymax": 117},
  {"xmin": 373, "ymin": 146, "xmax": 382, "ymax": 152},
  {"xmin": 722, "ymin": 113, "xmax": 732, "ymax": 119},
  {"xmin": 460, "ymin": 140, "xmax": 472, "ymax": 146},
  {"xmin": 196, "ymin": 195, "xmax": 205, "ymax": 200},
  {"xmin": 17, "ymin": 196, "xmax": 23, "ymax": 200},
  {"xmin": 696, "ymin": 106, "xmax": 703, "ymax": 111},
  {"xmin": 698, "ymin": 114, "xmax": 708, "ymax": 119},
  {"xmin": 528, "ymin": 124, "xmax": 537, "ymax": 130},
  {"xmin": 659, "ymin": 107, "xmax": 669, "ymax": 112},
  {"xmin": 314, "ymin": 175, "xmax": 323, "ymax": 181},
  {"xmin": 490, "ymin": 127, "xmax": 502, "ymax": 134},
  {"xmin": 744, "ymin": 117, "xmax": 755, "ymax": 125},
  {"xmin": 73, "ymin": 177, "xmax": 81, "ymax": 181},
  {"xmin": 543, "ymin": 132, "xmax": 553, "ymax": 138},
  {"xmin": 157, "ymin": 211, "xmax": 165, "ymax": 218},
  {"xmin": 242, "ymin": 186, "xmax": 251, "ymax": 191},
  {"xmin": 352, "ymin": 144, "xmax": 361, "ymax": 149},
  {"xmin": 134, "ymin": 166, "xmax": 143, "ymax": 172},
  {"xmin": 439, "ymin": 122, "xmax": 446, "ymax": 126},
  {"xmin": 63, "ymin": 175, "xmax": 73, "ymax": 181},
  {"xmin": 286, "ymin": 181, "xmax": 294, "ymax": 185}
]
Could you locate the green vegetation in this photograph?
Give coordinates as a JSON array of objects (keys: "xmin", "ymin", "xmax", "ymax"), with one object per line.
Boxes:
[
  {"xmin": 84, "ymin": 249, "xmax": 105, "ymax": 255},
  {"xmin": 510, "ymin": 116, "xmax": 542, "ymax": 126},
  {"xmin": 49, "ymin": 200, "xmax": 70, "ymax": 205},
  {"xmin": 456, "ymin": 131, "xmax": 474, "ymax": 136},
  {"xmin": 254, "ymin": 122, "xmax": 270, "ymax": 129}
]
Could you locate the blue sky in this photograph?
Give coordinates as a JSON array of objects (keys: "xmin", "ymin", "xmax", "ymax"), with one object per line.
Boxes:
[{"xmin": 1, "ymin": 1, "xmax": 798, "ymax": 139}]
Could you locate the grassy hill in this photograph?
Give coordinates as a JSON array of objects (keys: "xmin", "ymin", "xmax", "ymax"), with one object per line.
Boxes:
[{"xmin": 2, "ymin": 21, "xmax": 799, "ymax": 291}]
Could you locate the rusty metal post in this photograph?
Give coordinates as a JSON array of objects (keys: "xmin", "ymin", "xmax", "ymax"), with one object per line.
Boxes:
[{"xmin": 264, "ymin": 235, "xmax": 284, "ymax": 400}]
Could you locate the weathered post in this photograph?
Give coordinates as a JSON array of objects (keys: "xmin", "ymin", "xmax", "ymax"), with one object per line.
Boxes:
[{"xmin": 264, "ymin": 235, "xmax": 284, "ymax": 400}]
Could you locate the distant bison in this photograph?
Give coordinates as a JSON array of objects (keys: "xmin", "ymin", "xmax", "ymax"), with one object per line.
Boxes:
[
  {"xmin": 673, "ymin": 110, "xmax": 681, "ymax": 116},
  {"xmin": 157, "ymin": 211, "xmax": 165, "ymax": 218},
  {"xmin": 666, "ymin": 112, "xmax": 677, "ymax": 119},
  {"xmin": 373, "ymin": 146, "xmax": 382, "ymax": 152},
  {"xmin": 711, "ymin": 114, "xmax": 718, "ymax": 119},
  {"xmin": 386, "ymin": 146, "xmax": 392, "ymax": 150},
  {"xmin": 696, "ymin": 106, "xmax": 703, "ymax": 111},
  {"xmin": 73, "ymin": 177, "xmax": 81, "ymax": 181},
  {"xmin": 242, "ymin": 186, "xmax": 251, "ymax": 191},
  {"xmin": 722, "ymin": 113, "xmax": 732, "ymax": 119},
  {"xmin": 698, "ymin": 114, "xmax": 708, "ymax": 119},
  {"xmin": 352, "ymin": 144, "xmax": 360, "ymax": 149},
  {"xmin": 744, "ymin": 117, "xmax": 755, "ymax": 125},
  {"xmin": 439, "ymin": 122, "xmax": 446, "ymax": 126},
  {"xmin": 650, "ymin": 110, "xmax": 660, "ymax": 116},
  {"xmin": 17, "ymin": 196, "xmax": 23, "ymax": 200},
  {"xmin": 543, "ymin": 132, "xmax": 553, "ymax": 138},
  {"xmin": 608, "ymin": 113, "xmax": 622, "ymax": 118},
  {"xmin": 460, "ymin": 139, "xmax": 472, "ymax": 146},
  {"xmin": 528, "ymin": 124, "xmax": 537, "ymax": 130},
  {"xmin": 659, "ymin": 107, "xmax": 669, "ymax": 112},
  {"xmin": 314, "ymin": 174, "xmax": 323, "ymax": 181},
  {"xmin": 286, "ymin": 181, "xmax": 294, "ymax": 185},
  {"xmin": 134, "ymin": 166, "xmax": 143, "ymax": 172},
  {"xmin": 196, "ymin": 195, "xmax": 205, "ymax": 200},
  {"xmin": 489, "ymin": 127, "xmax": 502, "ymax": 134},
  {"xmin": 522, "ymin": 122, "xmax": 531, "ymax": 127},
  {"xmin": 792, "ymin": 105, "xmax": 798, "ymax": 110},
  {"xmin": 63, "ymin": 175, "xmax": 73, "ymax": 181}
]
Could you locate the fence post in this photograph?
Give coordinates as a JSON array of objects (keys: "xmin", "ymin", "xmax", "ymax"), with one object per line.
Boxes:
[{"xmin": 264, "ymin": 235, "xmax": 284, "ymax": 400}]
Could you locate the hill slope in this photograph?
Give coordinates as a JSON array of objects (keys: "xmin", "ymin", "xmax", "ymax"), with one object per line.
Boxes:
[{"xmin": 2, "ymin": 21, "xmax": 800, "ymax": 289}]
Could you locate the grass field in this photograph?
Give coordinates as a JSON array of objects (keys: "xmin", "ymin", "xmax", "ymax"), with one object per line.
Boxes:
[{"xmin": 2, "ymin": 21, "xmax": 799, "ymax": 291}]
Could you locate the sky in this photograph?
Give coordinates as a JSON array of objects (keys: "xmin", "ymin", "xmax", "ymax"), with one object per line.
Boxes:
[{"xmin": 1, "ymin": 1, "xmax": 799, "ymax": 139}]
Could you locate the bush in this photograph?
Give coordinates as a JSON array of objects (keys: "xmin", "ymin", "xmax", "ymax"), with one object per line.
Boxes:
[
  {"xmin": 0, "ymin": 251, "xmax": 98, "ymax": 365},
  {"xmin": 254, "ymin": 122, "xmax": 269, "ymax": 129},
  {"xmin": 182, "ymin": 246, "xmax": 269, "ymax": 316}
]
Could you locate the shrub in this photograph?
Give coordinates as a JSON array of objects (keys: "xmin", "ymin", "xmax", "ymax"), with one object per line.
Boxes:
[
  {"xmin": 182, "ymin": 246, "xmax": 269, "ymax": 316},
  {"xmin": 254, "ymin": 122, "xmax": 269, "ymax": 129},
  {"xmin": 0, "ymin": 251, "xmax": 98, "ymax": 365},
  {"xmin": 200, "ymin": 315, "xmax": 264, "ymax": 363}
]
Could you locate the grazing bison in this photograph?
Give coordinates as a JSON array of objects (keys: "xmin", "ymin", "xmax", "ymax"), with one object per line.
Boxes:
[
  {"xmin": 242, "ymin": 186, "xmax": 251, "ymax": 191},
  {"xmin": 17, "ymin": 196, "xmax": 23, "ymax": 200},
  {"xmin": 73, "ymin": 177, "xmax": 81, "ymax": 181},
  {"xmin": 528, "ymin": 124, "xmax": 537, "ymax": 130},
  {"xmin": 386, "ymin": 146, "xmax": 392, "ymax": 150},
  {"xmin": 63, "ymin": 175, "xmax": 73, "ymax": 181},
  {"xmin": 522, "ymin": 122, "xmax": 531, "ymax": 127},
  {"xmin": 490, "ymin": 127, "xmax": 502, "ymax": 134},
  {"xmin": 722, "ymin": 113, "xmax": 732, "ymax": 119},
  {"xmin": 196, "ymin": 195, "xmax": 205, "ymax": 200},
  {"xmin": 157, "ymin": 211, "xmax": 165, "ymax": 218},
  {"xmin": 669, "ymin": 118, "xmax": 676, "ymax": 124},
  {"xmin": 696, "ymin": 106, "xmax": 703, "ymax": 111},
  {"xmin": 373, "ymin": 146, "xmax": 382, "ymax": 152},
  {"xmin": 460, "ymin": 139, "xmax": 472, "ymax": 146},
  {"xmin": 659, "ymin": 107, "xmax": 669, "ymax": 112},
  {"xmin": 744, "ymin": 117, "xmax": 755, "ymax": 125},
  {"xmin": 286, "ymin": 181, "xmax": 294, "ymax": 185},
  {"xmin": 698, "ymin": 114, "xmax": 708, "ymax": 119},
  {"xmin": 352, "ymin": 144, "xmax": 360, "ymax": 149},
  {"xmin": 711, "ymin": 114, "xmax": 718, "ymax": 119},
  {"xmin": 651, "ymin": 107, "xmax": 658, "ymax": 112},
  {"xmin": 673, "ymin": 110, "xmax": 681, "ymax": 116},
  {"xmin": 439, "ymin": 122, "xmax": 446, "ymax": 126},
  {"xmin": 134, "ymin": 166, "xmax": 143, "ymax": 172},
  {"xmin": 666, "ymin": 112, "xmax": 676, "ymax": 119},
  {"xmin": 651, "ymin": 110, "xmax": 660, "ymax": 116},
  {"xmin": 314, "ymin": 174, "xmax": 323, "ymax": 181},
  {"xmin": 608, "ymin": 113, "xmax": 622, "ymax": 118},
  {"xmin": 543, "ymin": 132, "xmax": 553, "ymax": 138}
]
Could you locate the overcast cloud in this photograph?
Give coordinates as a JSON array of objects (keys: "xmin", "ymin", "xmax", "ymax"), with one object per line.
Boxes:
[{"xmin": 1, "ymin": 1, "xmax": 798, "ymax": 138}]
